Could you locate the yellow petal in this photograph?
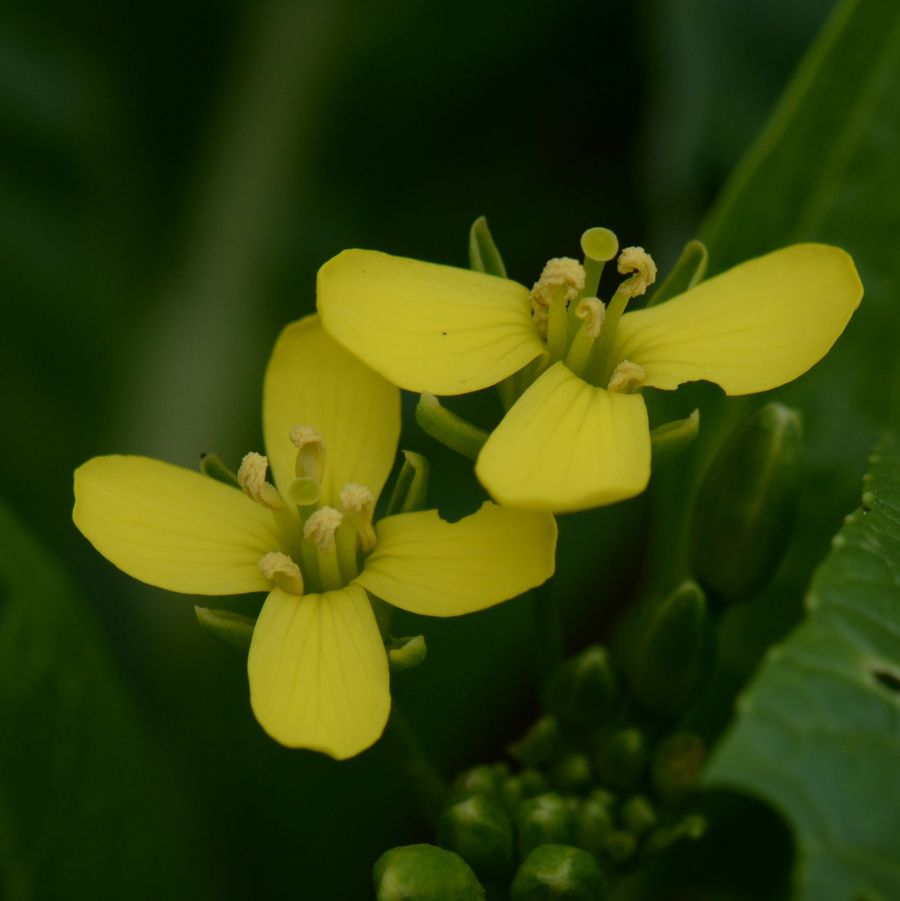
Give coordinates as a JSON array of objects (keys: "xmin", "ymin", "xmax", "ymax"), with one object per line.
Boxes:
[
  {"xmin": 248, "ymin": 584, "xmax": 390, "ymax": 758},
  {"xmin": 475, "ymin": 362, "xmax": 650, "ymax": 513},
  {"xmin": 611, "ymin": 244, "xmax": 863, "ymax": 395},
  {"xmin": 73, "ymin": 455, "xmax": 286, "ymax": 595},
  {"xmin": 263, "ymin": 315, "xmax": 400, "ymax": 506},
  {"xmin": 356, "ymin": 502, "xmax": 556, "ymax": 616},
  {"xmin": 317, "ymin": 249, "xmax": 545, "ymax": 395}
]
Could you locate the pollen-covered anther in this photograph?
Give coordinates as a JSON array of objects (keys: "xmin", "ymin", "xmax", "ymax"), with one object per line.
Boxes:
[
  {"xmin": 340, "ymin": 483, "xmax": 377, "ymax": 552},
  {"xmin": 290, "ymin": 424, "xmax": 326, "ymax": 482},
  {"xmin": 575, "ymin": 297, "xmax": 606, "ymax": 340},
  {"xmin": 258, "ymin": 551, "xmax": 304, "ymax": 595},
  {"xmin": 617, "ymin": 246, "xmax": 657, "ymax": 297},
  {"xmin": 237, "ymin": 452, "xmax": 284, "ymax": 509},
  {"xmin": 608, "ymin": 360, "xmax": 647, "ymax": 394},
  {"xmin": 304, "ymin": 506, "xmax": 344, "ymax": 552},
  {"xmin": 531, "ymin": 257, "xmax": 586, "ymax": 306}
]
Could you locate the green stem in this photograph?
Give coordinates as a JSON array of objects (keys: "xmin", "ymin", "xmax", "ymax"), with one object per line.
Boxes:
[
  {"xmin": 381, "ymin": 709, "xmax": 447, "ymax": 826},
  {"xmin": 531, "ymin": 581, "xmax": 564, "ymax": 703}
]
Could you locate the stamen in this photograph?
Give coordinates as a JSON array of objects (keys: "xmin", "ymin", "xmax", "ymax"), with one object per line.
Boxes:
[
  {"xmin": 617, "ymin": 247, "xmax": 657, "ymax": 297},
  {"xmin": 237, "ymin": 452, "xmax": 284, "ymax": 509},
  {"xmin": 608, "ymin": 360, "xmax": 647, "ymax": 394},
  {"xmin": 259, "ymin": 551, "xmax": 304, "ymax": 595},
  {"xmin": 340, "ymin": 483, "xmax": 377, "ymax": 553},
  {"xmin": 530, "ymin": 257, "xmax": 585, "ymax": 361},
  {"xmin": 290, "ymin": 425, "xmax": 326, "ymax": 482},
  {"xmin": 575, "ymin": 297, "xmax": 606, "ymax": 340},
  {"xmin": 303, "ymin": 506, "xmax": 344, "ymax": 552}
]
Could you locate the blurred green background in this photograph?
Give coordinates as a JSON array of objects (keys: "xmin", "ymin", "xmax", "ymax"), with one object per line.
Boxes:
[{"xmin": 0, "ymin": 0, "xmax": 853, "ymax": 897}]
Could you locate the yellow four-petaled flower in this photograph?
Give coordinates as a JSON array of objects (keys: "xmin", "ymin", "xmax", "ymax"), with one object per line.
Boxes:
[
  {"xmin": 317, "ymin": 241, "xmax": 862, "ymax": 512},
  {"xmin": 73, "ymin": 316, "xmax": 557, "ymax": 759}
]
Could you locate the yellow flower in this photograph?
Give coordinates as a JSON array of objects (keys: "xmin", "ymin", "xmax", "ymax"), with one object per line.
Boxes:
[
  {"xmin": 317, "ymin": 240, "xmax": 862, "ymax": 513},
  {"xmin": 73, "ymin": 316, "xmax": 557, "ymax": 759}
]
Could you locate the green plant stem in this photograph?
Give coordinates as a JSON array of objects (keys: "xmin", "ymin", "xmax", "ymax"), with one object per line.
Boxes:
[
  {"xmin": 531, "ymin": 581, "xmax": 564, "ymax": 702},
  {"xmin": 381, "ymin": 709, "xmax": 447, "ymax": 827}
]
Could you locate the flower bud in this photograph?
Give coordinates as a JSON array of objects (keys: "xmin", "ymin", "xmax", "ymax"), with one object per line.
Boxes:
[
  {"xmin": 547, "ymin": 644, "xmax": 618, "ymax": 731},
  {"xmin": 690, "ymin": 402, "xmax": 803, "ymax": 604},
  {"xmin": 373, "ymin": 844, "xmax": 485, "ymax": 900},
  {"xmin": 451, "ymin": 764, "xmax": 501, "ymax": 803},
  {"xmin": 549, "ymin": 752, "xmax": 593, "ymax": 796},
  {"xmin": 652, "ymin": 732, "xmax": 706, "ymax": 803},
  {"xmin": 626, "ymin": 580, "xmax": 713, "ymax": 716},
  {"xmin": 510, "ymin": 844, "xmax": 608, "ymax": 900},
  {"xmin": 515, "ymin": 793, "xmax": 577, "ymax": 858},
  {"xmin": 594, "ymin": 728, "xmax": 647, "ymax": 791},
  {"xmin": 574, "ymin": 797, "xmax": 614, "ymax": 855},
  {"xmin": 508, "ymin": 716, "xmax": 561, "ymax": 767},
  {"xmin": 498, "ymin": 769, "xmax": 547, "ymax": 814},
  {"xmin": 620, "ymin": 795, "xmax": 657, "ymax": 836},
  {"xmin": 600, "ymin": 829, "xmax": 636, "ymax": 865},
  {"xmin": 437, "ymin": 794, "xmax": 514, "ymax": 880}
]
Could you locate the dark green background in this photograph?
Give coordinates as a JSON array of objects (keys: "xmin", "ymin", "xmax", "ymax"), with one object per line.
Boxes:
[{"xmin": 0, "ymin": 1, "xmax": 845, "ymax": 897}]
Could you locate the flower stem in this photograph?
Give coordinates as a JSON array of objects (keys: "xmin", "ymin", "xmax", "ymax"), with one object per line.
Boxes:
[
  {"xmin": 381, "ymin": 709, "xmax": 447, "ymax": 827},
  {"xmin": 530, "ymin": 580, "xmax": 564, "ymax": 703}
]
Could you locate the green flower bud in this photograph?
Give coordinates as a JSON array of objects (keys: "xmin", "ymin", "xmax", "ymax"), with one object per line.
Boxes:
[
  {"xmin": 549, "ymin": 752, "xmax": 593, "ymax": 796},
  {"xmin": 600, "ymin": 830, "xmax": 636, "ymax": 866},
  {"xmin": 547, "ymin": 645, "xmax": 618, "ymax": 731},
  {"xmin": 620, "ymin": 795, "xmax": 657, "ymax": 836},
  {"xmin": 510, "ymin": 844, "xmax": 607, "ymax": 900},
  {"xmin": 626, "ymin": 581, "xmax": 713, "ymax": 716},
  {"xmin": 437, "ymin": 794, "xmax": 514, "ymax": 880},
  {"xmin": 587, "ymin": 787, "xmax": 616, "ymax": 811},
  {"xmin": 194, "ymin": 606, "xmax": 254, "ymax": 652},
  {"xmin": 516, "ymin": 793, "xmax": 577, "ymax": 859},
  {"xmin": 498, "ymin": 769, "xmax": 549, "ymax": 815},
  {"xmin": 574, "ymin": 798, "xmax": 614, "ymax": 855},
  {"xmin": 594, "ymin": 728, "xmax": 647, "ymax": 791},
  {"xmin": 373, "ymin": 844, "xmax": 485, "ymax": 900},
  {"xmin": 690, "ymin": 402, "xmax": 803, "ymax": 604},
  {"xmin": 652, "ymin": 732, "xmax": 706, "ymax": 803},
  {"xmin": 508, "ymin": 716, "xmax": 561, "ymax": 767},
  {"xmin": 386, "ymin": 634, "xmax": 427, "ymax": 671},
  {"xmin": 452, "ymin": 764, "xmax": 504, "ymax": 804},
  {"xmin": 645, "ymin": 814, "xmax": 707, "ymax": 856}
]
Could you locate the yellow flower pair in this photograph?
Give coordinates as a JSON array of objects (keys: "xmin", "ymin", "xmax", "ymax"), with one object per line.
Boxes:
[
  {"xmin": 74, "ymin": 227, "xmax": 862, "ymax": 759},
  {"xmin": 74, "ymin": 317, "xmax": 556, "ymax": 759}
]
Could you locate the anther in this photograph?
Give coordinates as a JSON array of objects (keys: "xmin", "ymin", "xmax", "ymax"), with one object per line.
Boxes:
[
  {"xmin": 259, "ymin": 551, "xmax": 304, "ymax": 595},
  {"xmin": 531, "ymin": 257, "xmax": 586, "ymax": 307},
  {"xmin": 617, "ymin": 247, "xmax": 657, "ymax": 297},
  {"xmin": 303, "ymin": 506, "xmax": 344, "ymax": 552},
  {"xmin": 575, "ymin": 297, "xmax": 606, "ymax": 340},
  {"xmin": 290, "ymin": 425, "xmax": 326, "ymax": 482},
  {"xmin": 608, "ymin": 360, "xmax": 647, "ymax": 394},
  {"xmin": 237, "ymin": 452, "xmax": 284, "ymax": 509},
  {"xmin": 340, "ymin": 483, "xmax": 377, "ymax": 553}
]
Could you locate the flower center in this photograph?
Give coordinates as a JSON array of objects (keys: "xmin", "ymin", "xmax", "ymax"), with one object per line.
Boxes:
[
  {"xmin": 237, "ymin": 425, "xmax": 380, "ymax": 595},
  {"xmin": 526, "ymin": 228, "xmax": 657, "ymax": 393}
]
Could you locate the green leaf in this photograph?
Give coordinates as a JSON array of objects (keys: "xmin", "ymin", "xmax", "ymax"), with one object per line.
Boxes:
[
  {"xmin": 705, "ymin": 434, "xmax": 900, "ymax": 900},
  {"xmin": 0, "ymin": 502, "xmax": 198, "ymax": 900}
]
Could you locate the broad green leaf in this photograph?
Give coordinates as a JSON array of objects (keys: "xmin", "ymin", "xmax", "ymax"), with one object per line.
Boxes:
[
  {"xmin": 705, "ymin": 434, "xmax": 900, "ymax": 900},
  {"xmin": 0, "ymin": 502, "xmax": 198, "ymax": 900}
]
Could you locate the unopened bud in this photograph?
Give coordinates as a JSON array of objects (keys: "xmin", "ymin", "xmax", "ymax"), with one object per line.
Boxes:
[
  {"xmin": 549, "ymin": 752, "xmax": 593, "ymax": 796},
  {"xmin": 515, "ymin": 793, "xmax": 577, "ymax": 858},
  {"xmin": 437, "ymin": 794, "xmax": 514, "ymax": 880},
  {"xmin": 451, "ymin": 765, "xmax": 501, "ymax": 804},
  {"xmin": 508, "ymin": 716, "xmax": 561, "ymax": 767},
  {"xmin": 652, "ymin": 732, "xmax": 706, "ymax": 803},
  {"xmin": 548, "ymin": 644, "xmax": 618, "ymax": 731},
  {"xmin": 510, "ymin": 844, "xmax": 608, "ymax": 900},
  {"xmin": 600, "ymin": 829, "xmax": 636, "ymax": 865},
  {"xmin": 690, "ymin": 403, "xmax": 803, "ymax": 603},
  {"xmin": 498, "ymin": 769, "xmax": 548, "ymax": 814},
  {"xmin": 626, "ymin": 581, "xmax": 713, "ymax": 716},
  {"xmin": 373, "ymin": 844, "xmax": 485, "ymax": 901},
  {"xmin": 620, "ymin": 795, "xmax": 657, "ymax": 836},
  {"xmin": 574, "ymin": 798, "xmax": 614, "ymax": 855},
  {"xmin": 594, "ymin": 728, "xmax": 647, "ymax": 792}
]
